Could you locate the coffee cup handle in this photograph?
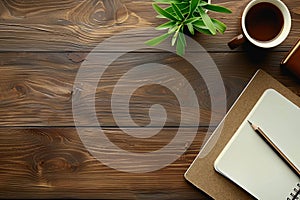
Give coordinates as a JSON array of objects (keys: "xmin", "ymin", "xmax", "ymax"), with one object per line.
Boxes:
[{"xmin": 228, "ymin": 34, "xmax": 246, "ymax": 49}]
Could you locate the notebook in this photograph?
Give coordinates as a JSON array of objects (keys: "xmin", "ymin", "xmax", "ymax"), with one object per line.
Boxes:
[
  {"xmin": 184, "ymin": 70, "xmax": 300, "ymax": 199},
  {"xmin": 214, "ymin": 89, "xmax": 300, "ymax": 200}
]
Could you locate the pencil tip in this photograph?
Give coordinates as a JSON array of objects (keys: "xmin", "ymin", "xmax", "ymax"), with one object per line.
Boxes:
[{"xmin": 248, "ymin": 120, "xmax": 258, "ymax": 130}]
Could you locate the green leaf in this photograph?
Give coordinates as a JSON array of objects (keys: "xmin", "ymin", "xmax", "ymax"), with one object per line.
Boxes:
[
  {"xmin": 156, "ymin": 21, "xmax": 176, "ymax": 30},
  {"xmin": 176, "ymin": 2, "xmax": 190, "ymax": 9},
  {"xmin": 176, "ymin": 32, "xmax": 186, "ymax": 56},
  {"xmin": 172, "ymin": 30, "xmax": 179, "ymax": 46},
  {"xmin": 156, "ymin": 14, "xmax": 166, "ymax": 18},
  {"xmin": 145, "ymin": 32, "xmax": 171, "ymax": 46},
  {"xmin": 198, "ymin": 7, "xmax": 216, "ymax": 35},
  {"xmin": 194, "ymin": 26, "xmax": 212, "ymax": 35},
  {"xmin": 211, "ymin": 18, "xmax": 227, "ymax": 33},
  {"xmin": 177, "ymin": 2, "xmax": 191, "ymax": 15},
  {"xmin": 152, "ymin": 3, "xmax": 178, "ymax": 21},
  {"xmin": 171, "ymin": 3, "xmax": 184, "ymax": 20},
  {"xmin": 164, "ymin": 3, "xmax": 189, "ymax": 15},
  {"xmin": 184, "ymin": 17, "xmax": 201, "ymax": 24},
  {"xmin": 203, "ymin": 4, "xmax": 232, "ymax": 13},
  {"xmin": 181, "ymin": 27, "xmax": 187, "ymax": 46},
  {"xmin": 192, "ymin": 20, "xmax": 207, "ymax": 29},
  {"xmin": 179, "ymin": 7, "xmax": 190, "ymax": 16},
  {"xmin": 187, "ymin": 23, "xmax": 194, "ymax": 35},
  {"xmin": 189, "ymin": 0, "xmax": 200, "ymax": 17},
  {"xmin": 164, "ymin": 6, "xmax": 174, "ymax": 14},
  {"xmin": 199, "ymin": 1, "xmax": 208, "ymax": 6},
  {"xmin": 168, "ymin": 25, "xmax": 179, "ymax": 34}
]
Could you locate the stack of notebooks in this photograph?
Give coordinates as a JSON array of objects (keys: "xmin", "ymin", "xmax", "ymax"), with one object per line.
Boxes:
[{"xmin": 185, "ymin": 70, "xmax": 300, "ymax": 200}]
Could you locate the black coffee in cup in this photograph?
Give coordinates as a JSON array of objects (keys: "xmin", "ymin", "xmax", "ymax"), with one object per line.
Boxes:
[{"xmin": 245, "ymin": 2, "xmax": 284, "ymax": 41}]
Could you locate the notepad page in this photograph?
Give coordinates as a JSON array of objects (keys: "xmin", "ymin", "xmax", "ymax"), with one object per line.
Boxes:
[
  {"xmin": 214, "ymin": 89, "xmax": 300, "ymax": 200},
  {"xmin": 248, "ymin": 89, "xmax": 300, "ymax": 171}
]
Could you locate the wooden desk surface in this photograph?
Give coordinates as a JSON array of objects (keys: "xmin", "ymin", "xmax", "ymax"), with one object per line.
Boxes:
[{"xmin": 0, "ymin": 0, "xmax": 299, "ymax": 199}]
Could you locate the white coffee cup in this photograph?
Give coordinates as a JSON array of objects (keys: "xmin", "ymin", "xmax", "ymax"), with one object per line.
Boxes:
[{"xmin": 228, "ymin": 0, "xmax": 291, "ymax": 49}]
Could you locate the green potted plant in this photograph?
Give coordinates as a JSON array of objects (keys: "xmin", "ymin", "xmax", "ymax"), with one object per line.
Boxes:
[{"xmin": 146, "ymin": 0, "xmax": 232, "ymax": 55}]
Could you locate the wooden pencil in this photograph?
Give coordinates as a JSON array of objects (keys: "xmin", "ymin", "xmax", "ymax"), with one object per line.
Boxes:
[{"xmin": 248, "ymin": 120, "xmax": 300, "ymax": 177}]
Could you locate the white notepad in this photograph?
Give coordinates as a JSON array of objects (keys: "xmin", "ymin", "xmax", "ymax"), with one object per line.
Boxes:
[{"xmin": 214, "ymin": 89, "xmax": 300, "ymax": 200}]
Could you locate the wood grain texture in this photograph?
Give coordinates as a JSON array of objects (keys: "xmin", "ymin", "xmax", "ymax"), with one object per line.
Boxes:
[
  {"xmin": 0, "ymin": 52, "xmax": 299, "ymax": 127},
  {"xmin": 0, "ymin": 127, "xmax": 212, "ymax": 199},
  {"xmin": 0, "ymin": 0, "xmax": 300, "ymax": 199},
  {"xmin": 0, "ymin": 0, "xmax": 299, "ymax": 51}
]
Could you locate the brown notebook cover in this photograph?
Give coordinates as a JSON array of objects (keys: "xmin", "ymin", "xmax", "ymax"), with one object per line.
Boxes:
[{"xmin": 184, "ymin": 69, "xmax": 300, "ymax": 200}]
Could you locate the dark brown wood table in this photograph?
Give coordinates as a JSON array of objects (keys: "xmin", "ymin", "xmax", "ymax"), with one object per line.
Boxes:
[{"xmin": 0, "ymin": 0, "xmax": 299, "ymax": 199}]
